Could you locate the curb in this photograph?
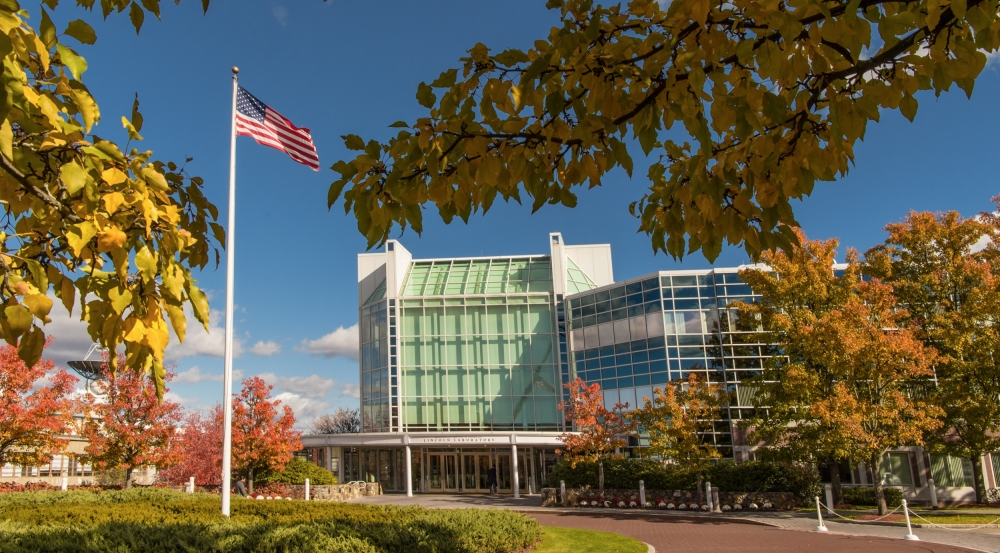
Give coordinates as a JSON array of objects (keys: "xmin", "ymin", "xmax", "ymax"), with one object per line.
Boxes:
[
  {"xmin": 520, "ymin": 507, "xmax": 780, "ymax": 527},
  {"xmin": 642, "ymin": 541, "xmax": 655, "ymax": 553}
]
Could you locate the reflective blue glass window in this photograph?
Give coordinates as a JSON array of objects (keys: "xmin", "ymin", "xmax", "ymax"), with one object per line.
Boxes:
[
  {"xmin": 650, "ymin": 360, "xmax": 668, "ymax": 372},
  {"xmin": 615, "ymin": 354, "xmax": 631, "ymax": 366},
  {"xmin": 618, "ymin": 377, "xmax": 634, "ymax": 388},
  {"xmin": 585, "ymin": 348, "xmax": 599, "ymax": 359},
  {"xmin": 628, "ymin": 305, "xmax": 645, "ymax": 317},
  {"xmin": 674, "ymin": 287, "xmax": 698, "ymax": 298},
  {"xmin": 643, "ymin": 289, "xmax": 661, "ymax": 302},
  {"xmin": 645, "ymin": 302, "xmax": 661, "ymax": 314},
  {"xmin": 600, "ymin": 355, "xmax": 616, "ymax": 368},
  {"xmin": 615, "ymin": 343, "xmax": 631, "ymax": 354},
  {"xmin": 642, "ymin": 278, "xmax": 658, "ymax": 290},
  {"xmin": 632, "ymin": 350, "xmax": 649, "ymax": 362},
  {"xmin": 585, "ymin": 358, "xmax": 601, "ymax": 370},
  {"xmin": 626, "ymin": 293, "xmax": 643, "ymax": 306},
  {"xmin": 631, "ymin": 339, "xmax": 648, "ymax": 351},
  {"xmin": 599, "ymin": 345, "xmax": 615, "ymax": 356},
  {"xmin": 626, "ymin": 282, "xmax": 643, "ymax": 295},
  {"xmin": 633, "ymin": 362, "xmax": 650, "ymax": 374},
  {"xmin": 601, "ymin": 368, "xmax": 617, "ymax": 380},
  {"xmin": 648, "ymin": 336, "xmax": 666, "ymax": 348},
  {"xmin": 651, "ymin": 372, "xmax": 669, "ymax": 385},
  {"xmin": 634, "ymin": 374, "xmax": 651, "ymax": 386},
  {"xmin": 674, "ymin": 299, "xmax": 700, "ymax": 309},
  {"xmin": 618, "ymin": 365, "xmax": 633, "ymax": 376}
]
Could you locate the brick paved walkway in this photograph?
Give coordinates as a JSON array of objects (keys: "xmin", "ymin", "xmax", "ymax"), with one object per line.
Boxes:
[{"xmin": 526, "ymin": 511, "xmax": 987, "ymax": 553}]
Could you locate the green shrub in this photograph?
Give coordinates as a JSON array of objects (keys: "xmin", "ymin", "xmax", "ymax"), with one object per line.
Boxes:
[
  {"xmin": 545, "ymin": 458, "xmax": 820, "ymax": 500},
  {"xmin": 257, "ymin": 457, "xmax": 338, "ymax": 486},
  {"xmin": 0, "ymin": 489, "xmax": 540, "ymax": 553},
  {"xmin": 841, "ymin": 486, "xmax": 903, "ymax": 507},
  {"xmin": 544, "ymin": 458, "xmax": 695, "ymax": 490}
]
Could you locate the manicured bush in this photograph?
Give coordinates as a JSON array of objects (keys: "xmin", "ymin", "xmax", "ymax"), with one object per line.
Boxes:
[
  {"xmin": 0, "ymin": 489, "xmax": 540, "ymax": 553},
  {"xmin": 545, "ymin": 458, "xmax": 820, "ymax": 500},
  {"xmin": 705, "ymin": 460, "xmax": 821, "ymax": 501},
  {"xmin": 544, "ymin": 458, "xmax": 695, "ymax": 490},
  {"xmin": 841, "ymin": 486, "xmax": 903, "ymax": 507},
  {"xmin": 256, "ymin": 457, "xmax": 338, "ymax": 486}
]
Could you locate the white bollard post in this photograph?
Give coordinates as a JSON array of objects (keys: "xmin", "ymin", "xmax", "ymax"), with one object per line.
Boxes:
[
  {"xmin": 305, "ymin": 478, "xmax": 310, "ymax": 501},
  {"xmin": 61, "ymin": 476, "xmax": 68, "ymax": 491},
  {"xmin": 711, "ymin": 487, "xmax": 721, "ymax": 513},
  {"xmin": 824, "ymin": 483, "xmax": 834, "ymax": 514},
  {"xmin": 815, "ymin": 497, "xmax": 829, "ymax": 532},
  {"xmin": 902, "ymin": 499, "xmax": 919, "ymax": 541},
  {"xmin": 188, "ymin": 476, "xmax": 195, "ymax": 494},
  {"xmin": 928, "ymin": 478, "xmax": 938, "ymax": 509},
  {"xmin": 560, "ymin": 480, "xmax": 566, "ymax": 506},
  {"xmin": 639, "ymin": 480, "xmax": 646, "ymax": 507},
  {"xmin": 705, "ymin": 481, "xmax": 713, "ymax": 511}
]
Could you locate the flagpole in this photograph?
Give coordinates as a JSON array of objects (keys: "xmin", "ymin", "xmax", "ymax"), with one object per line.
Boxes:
[{"xmin": 221, "ymin": 66, "xmax": 239, "ymax": 518}]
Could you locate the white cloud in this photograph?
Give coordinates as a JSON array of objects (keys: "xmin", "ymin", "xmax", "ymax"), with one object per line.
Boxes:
[
  {"xmin": 296, "ymin": 324, "xmax": 359, "ymax": 359},
  {"xmin": 163, "ymin": 390, "xmax": 198, "ymax": 406},
  {"xmin": 173, "ymin": 366, "xmax": 221, "ymax": 384},
  {"xmin": 275, "ymin": 392, "xmax": 330, "ymax": 427},
  {"xmin": 272, "ymin": 5, "xmax": 288, "ymax": 26},
  {"xmin": 250, "ymin": 340, "xmax": 282, "ymax": 357},
  {"xmin": 259, "ymin": 373, "xmax": 335, "ymax": 400},
  {"xmin": 165, "ymin": 305, "xmax": 244, "ymax": 361},
  {"xmin": 986, "ymin": 49, "xmax": 1000, "ymax": 68},
  {"xmin": 339, "ymin": 382, "xmax": 360, "ymax": 399}
]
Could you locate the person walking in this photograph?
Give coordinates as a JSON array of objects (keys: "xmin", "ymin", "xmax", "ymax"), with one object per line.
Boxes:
[{"xmin": 487, "ymin": 464, "xmax": 498, "ymax": 495}]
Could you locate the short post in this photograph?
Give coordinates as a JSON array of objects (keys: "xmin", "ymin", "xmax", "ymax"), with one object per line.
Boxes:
[
  {"xmin": 188, "ymin": 476, "xmax": 195, "ymax": 494},
  {"xmin": 815, "ymin": 497, "xmax": 828, "ymax": 532},
  {"xmin": 928, "ymin": 477, "xmax": 938, "ymax": 509},
  {"xmin": 711, "ymin": 487, "xmax": 721, "ymax": 513},
  {"xmin": 560, "ymin": 480, "xmax": 566, "ymax": 506},
  {"xmin": 824, "ymin": 483, "xmax": 834, "ymax": 514},
  {"xmin": 705, "ymin": 480, "xmax": 713, "ymax": 511},
  {"xmin": 902, "ymin": 499, "xmax": 919, "ymax": 541},
  {"xmin": 61, "ymin": 476, "xmax": 68, "ymax": 491},
  {"xmin": 305, "ymin": 478, "xmax": 310, "ymax": 501},
  {"xmin": 639, "ymin": 480, "xmax": 646, "ymax": 507}
]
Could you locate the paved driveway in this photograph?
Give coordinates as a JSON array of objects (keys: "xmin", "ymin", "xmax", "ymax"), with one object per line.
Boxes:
[
  {"xmin": 350, "ymin": 494, "xmax": 999, "ymax": 552},
  {"xmin": 527, "ymin": 511, "xmax": 991, "ymax": 553}
]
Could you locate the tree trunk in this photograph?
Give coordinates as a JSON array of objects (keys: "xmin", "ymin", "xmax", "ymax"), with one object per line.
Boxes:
[
  {"xmin": 971, "ymin": 454, "xmax": 986, "ymax": 505},
  {"xmin": 696, "ymin": 472, "xmax": 703, "ymax": 504},
  {"xmin": 870, "ymin": 454, "xmax": 887, "ymax": 516},
  {"xmin": 125, "ymin": 467, "xmax": 133, "ymax": 489},
  {"xmin": 598, "ymin": 459, "xmax": 605, "ymax": 493},
  {"xmin": 248, "ymin": 467, "xmax": 255, "ymax": 495},
  {"xmin": 829, "ymin": 460, "xmax": 843, "ymax": 506}
]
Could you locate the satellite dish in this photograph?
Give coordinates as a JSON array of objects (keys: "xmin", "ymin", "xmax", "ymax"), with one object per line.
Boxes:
[{"xmin": 68, "ymin": 344, "xmax": 108, "ymax": 383}]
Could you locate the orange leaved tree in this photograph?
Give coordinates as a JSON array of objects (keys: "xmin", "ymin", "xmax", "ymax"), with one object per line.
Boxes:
[
  {"xmin": 0, "ymin": 342, "xmax": 77, "ymax": 468},
  {"xmin": 810, "ymin": 281, "xmax": 943, "ymax": 515},
  {"xmin": 157, "ymin": 406, "xmax": 223, "ymax": 488},
  {"xmin": 557, "ymin": 377, "xmax": 636, "ymax": 493},
  {"xmin": 630, "ymin": 373, "xmax": 724, "ymax": 503},
  {"xmin": 230, "ymin": 377, "xmax": 302, "ymax": 493},
  {"xmin": 83, "ymin": 360, "xmax": 183, "ymax": 488}
]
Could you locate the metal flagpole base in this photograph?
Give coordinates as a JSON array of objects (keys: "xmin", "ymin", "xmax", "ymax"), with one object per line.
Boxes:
[
  {"xmin": 816, "ymin": 525, "xmax": 829, "ymax": 532},
  {"xmin": 904, "ymin": 534, "xmax": 920, "ymax": 541}
]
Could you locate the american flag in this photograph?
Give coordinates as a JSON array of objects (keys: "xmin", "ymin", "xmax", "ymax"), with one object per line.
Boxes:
[{"xmin": 235, "ymin": 86, "xmax": 319, "ymax": 171}]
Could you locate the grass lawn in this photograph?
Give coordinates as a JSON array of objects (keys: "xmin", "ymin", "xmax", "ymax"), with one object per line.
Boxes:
[{"xmin": 533, "ymin": 527, "xmax": 647, "ymax": 553}]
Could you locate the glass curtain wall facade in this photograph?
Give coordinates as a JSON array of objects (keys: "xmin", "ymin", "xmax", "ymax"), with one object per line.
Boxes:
[
  {"xmin": 397, "ymin": 257, "xmax": 562, "ymax": 431},
  {"xmin": 567, "ymin": 269, "xmax": 768, "ymax": 459},
  {"xmin": 360, "ymin": 299, "xmax": 390, "ymax": 432}
]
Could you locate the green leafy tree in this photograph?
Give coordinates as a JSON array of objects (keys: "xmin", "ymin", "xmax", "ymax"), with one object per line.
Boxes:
[
  {"xmin": 736, "ymin": 231, "xmax": 862, "ymax": 505},
  {"xmin": 629, "ymin": 373, "xmax": 724, "ymax": 503},
  {"xmin": 330, "ymin": 0, "xmax": 998, "ymax": 260},
  {"xmin": 0, "ymin": 0, "xmax": 220, "ymax": 394},
  {"xmin": 866, "ymin": 207, "xmax": 1000, "ymax": 503}
]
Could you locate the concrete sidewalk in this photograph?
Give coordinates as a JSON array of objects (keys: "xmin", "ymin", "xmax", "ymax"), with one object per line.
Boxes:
[{"xmin": 350, "ymin": 494, "xmax": 1000, "ymax": 552}]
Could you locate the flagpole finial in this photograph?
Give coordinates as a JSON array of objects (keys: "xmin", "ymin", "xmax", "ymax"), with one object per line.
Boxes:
[{"xmin": 232, "ymin": 66, "xmax": 239, "ymax": 75}]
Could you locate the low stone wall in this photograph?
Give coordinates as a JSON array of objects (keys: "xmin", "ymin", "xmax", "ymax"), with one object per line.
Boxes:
[
  {"xmin": 283, "ymin": 482, "xmax": 382, "ymax": 501},
  {"xmin": 541, "ymin": 487, "xmax": 801, "ymax": 511}
]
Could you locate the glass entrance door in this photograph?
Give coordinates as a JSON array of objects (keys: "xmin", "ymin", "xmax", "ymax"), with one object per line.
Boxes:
[
  {"xmin": 428, "ymin": 454, "xmax": 458, "ymax": 492},
  {"xmin": 461, "ymin": 454, "xmax": 494, "ymax": 493},
  {"xmin": 495, "ymin": 453, "xmax": 528, "ymax": 493}
]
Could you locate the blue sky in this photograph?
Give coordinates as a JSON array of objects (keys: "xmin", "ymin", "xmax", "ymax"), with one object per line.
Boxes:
[{"xmin": 40, "ymin": 1, "xmax": 1000, "ymax": 427}]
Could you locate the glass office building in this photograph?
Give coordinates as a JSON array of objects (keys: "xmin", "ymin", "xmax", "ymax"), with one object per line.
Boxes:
[
  {"xmin": 565, "ymin": 269, "xmax": 769, "ymax": 460},
  {"xmin": 301, "ymin": 233, "xmax": 999, "ymax": 502}
]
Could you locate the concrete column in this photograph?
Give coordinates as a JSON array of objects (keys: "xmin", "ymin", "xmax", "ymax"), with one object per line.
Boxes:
[
  {"xmin": 711, "ymin": 487, "xmax": 721, "ymax": 513},
  {"xmin": 705, "ymin": 481, "xmax": 713, "ymax": 510},
  {"xmin": 512, "ymin": 444, "xmax": 520, "ymax": 499},
  {"xmin": 824, "ymin": 483, "xmax": 834, "ymax": 514},
  {"xmin": 639, "ymin": 480, "xmax": 646, "ymax": 506},
  {"xmin": 928, "ymin": 477, "xmax": 938, "ymax": 509},
  {"xmin": 305, "ymin": 478, "xmax": 310, "ymax": 501},
  {"xmin": 188, "ymin": 476, "xmax": 195, "ymax": 494},
  {"xmin": 405, "ymin": 445, "xmax": 413, "ymax": 497}
]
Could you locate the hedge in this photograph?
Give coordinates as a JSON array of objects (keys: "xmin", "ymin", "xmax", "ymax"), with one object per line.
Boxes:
[
  {"xmin": 841, "ymin": 486, "xmax": 903, "ymax": 507},
  {"xmin": 545, "ymin": 459, "xmax": 821, "ymax": 501},
  {"xmin": 0, "ymin": 489, "xmax": 540, "ymax": 553},
  {"xmin": 256, "ymin": 457, "xmax": 338, "ymax": 486}
]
